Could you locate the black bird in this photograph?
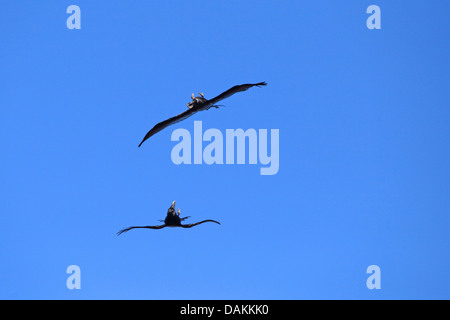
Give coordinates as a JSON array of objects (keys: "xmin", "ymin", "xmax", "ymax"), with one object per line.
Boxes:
[
  {"xmin": 117, "ymin": 201, "xmax": 221, "ymax": 235},
  {"xmin": 138, "ymin": 82, "xmax": 267, "ymax": 147}
]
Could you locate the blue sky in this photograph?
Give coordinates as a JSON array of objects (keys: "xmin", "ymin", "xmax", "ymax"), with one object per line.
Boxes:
[{"xmin": 1, "ymin": 1, "xmax": 449, "ymax": 299}]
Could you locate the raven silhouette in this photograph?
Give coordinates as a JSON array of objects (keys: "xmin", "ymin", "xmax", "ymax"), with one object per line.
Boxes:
[
  {"xmin": 117, "ymin": 201, "xmax": 221, "ymax": 235},
  {"xmin": 138, "ymin": 82, "xmax": 267, "ymax": 147}
]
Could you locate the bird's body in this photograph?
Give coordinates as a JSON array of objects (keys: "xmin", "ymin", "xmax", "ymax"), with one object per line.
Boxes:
[
  {"xmin": 187, "ymin": 92, "xmax": 207, "ymax": 109},
  {"xmin": 138, "ymin": 81, "xmax": 267, "ymax": 147},
  {"xmin": 117, "ymin": 201, "xmax": 220, "ymax": 235}
]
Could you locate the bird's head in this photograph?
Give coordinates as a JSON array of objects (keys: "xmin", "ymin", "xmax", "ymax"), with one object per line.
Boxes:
[
  {"xmin": 187, "ymin": 93, "xmax": 195, "ymax": 108},
  {"xmin": 168, "ymin": 200, "xmax": 176, "ymax": 215}
]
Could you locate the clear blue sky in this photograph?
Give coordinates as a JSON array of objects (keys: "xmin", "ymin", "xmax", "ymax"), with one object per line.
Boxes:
[{"xmin": 1, "ymin": 1, "xmax": 449, "ymax": 299}]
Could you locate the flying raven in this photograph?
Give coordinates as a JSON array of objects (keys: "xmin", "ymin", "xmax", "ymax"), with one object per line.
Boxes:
[
  {"xmin": 117, "ymin": 201, "xmax": 221, "ymax": 235},
  {"xmin": 138, "ymin": 82, "xmax": 267, "ymax": 147}
]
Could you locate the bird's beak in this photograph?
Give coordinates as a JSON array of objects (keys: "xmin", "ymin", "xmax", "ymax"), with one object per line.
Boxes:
[{"xmin": 171, "ymin": 200, "xmax": 176, "ymax": 209}]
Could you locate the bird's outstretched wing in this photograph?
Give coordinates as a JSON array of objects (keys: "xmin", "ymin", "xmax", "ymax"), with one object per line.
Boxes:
[
  {"xmin": 138, "ymin": 107, "xmax": 198, "ymax": 147},
  {"xmin": 117, "ymin": 225, "xmax": 166, "ymax": 235},
  {"xmin": 180, "ymin": 220, "xmax": 221, "ymax": 228},
  {"xmin": 207, "ymin": 82, "xmax": 267, "ymax": 106}
]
